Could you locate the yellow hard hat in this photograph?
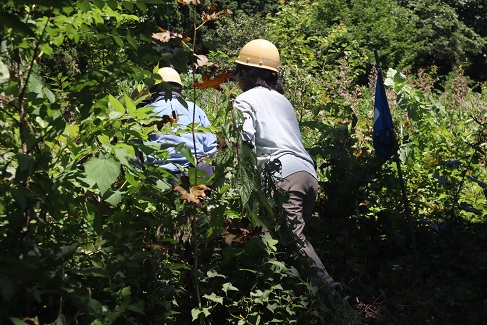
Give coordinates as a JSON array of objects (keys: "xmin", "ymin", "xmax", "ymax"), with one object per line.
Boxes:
[
  {"xmin": 236, "ymin": 39, "xmax": 280, "ymax": 72},
  {"xmin": 157, "ymin": 67, "xmax": 182, "ymax": 87}
]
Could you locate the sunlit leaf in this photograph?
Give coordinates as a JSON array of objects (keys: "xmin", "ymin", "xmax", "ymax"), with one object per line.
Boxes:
[
  {"xmin": 177, "ymin": 0, "xmax": 200, "ymax": 5},
  {"xmin": 84, "ymin": 157, "xmax": 121, "ymax": 195},
  {"xmin": 152, "ymin": 27, "xmax": 191, "ymax": 43},
  {"xmin": 203, "ymin": 293, "xmax": 223, "ymax": 304},
  {"xmin": 151, "ymin": 31, "xmax": 170, "ymax": 42},
  {"xmin": 109, "ymin": 94, "xmax": 125, "ymax": 113},
  {"xmin": 195, "ymin": 54, "xmax": 216, "ymax": 67},
  {"xmin": 222, "ymin": 282, "xmax": 238, "ymax": 294},
  {"xmin": 174, "ymin": 183, "xmax": 209, "ymax": 205},
  {"xmin": 0, "ymin": 60, "xmax": 9, "ymax": 84},
  {"xmin": 201, "ymin": 5, "xmax": 233, "ymax": 22},
  {"xmin": 42, "ymin": 87, "xmax": 55, "ymax": 103}
]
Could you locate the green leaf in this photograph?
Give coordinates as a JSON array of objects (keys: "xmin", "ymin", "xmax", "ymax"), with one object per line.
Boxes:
[
  {"xmin": 203, "ymin": 293, "xmax": 223, "ymax": 304},
  {"xmin": 222, "ymin": 282, "xmax": 239, "ymax": 294},
  {"xmin": 10, "ymin": 318, "xmax": 27, "ymax": 325},
  {"xmin": 155, "ymin": 179, "xmax": 171, "ymax": 191},
  {"xmin": 114, "ymin": 144, "xmax": 135, "ymax": 167},
  {"xmin": 175, "ymin": 143, "xmax": 196, "ymax": 167},
  {"xmin": 40, "ymin": 43, "xmax": 54, "ymax": 55},
  {"xmin": 42, "ymin": 87, "xmax": 56, "ymax": 103},
  {"xmin": 0, "ymin": 60, "xmax": 9, "ymax": 84},
  {"xmin": 207, "ymin": 270, "xmax": 225, "ymax": 278},
  {"xmin": 77, "ymin": 1, "xmax": 91, "ymax": 12},
  {"xmin": 0, "ymin": 12, "xmax": 34, "ymax": 36},
  {"xmin": 98, "ymin": 134, "xmax": 110, "ymax": 145},
  {"xmin": 124, "ymin": 93, "xmax": 137, "ymax": 116},
  {"xmin": 104, "ymin": 190, "xmax": 123, "ymax": 206},
  {"xmin": 0, "ymin": 278, "xmax": 16, "ymax": 301},
  {"xmin": 126, "ymin": 31, "xmax": 138, "ymax": 49},
  {"xmin": 191, "ymin": 308, "xmax": 201, "ymax": 321},
  {"xmin": 122, "ymin": 1, "xmax": 134, "ymax": 11},
  {"xmin": 109, "ymin": 94, "xmax": 125, "ymax": 113},
  {"xmin": 120, "ymin": 286, "xmax": 131, "ymax": 297},
  {"xmin": 109, "ymin": 111, "xmax": 124, "ymax": 120},
  {"xmin": 126, "ymin": 301, "xmax": 145, "ymax": 314},
  {"xmin": 267, "ymin": 303, "xmax": 278, "ymax": 313},
  {"xmin": 84, "ymin": 157, "xmax": 121, "ymax": 194}
]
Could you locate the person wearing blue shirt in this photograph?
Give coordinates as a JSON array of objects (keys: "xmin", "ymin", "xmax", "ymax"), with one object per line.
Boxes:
[{"xmin": 143, "ymin": 67, "xmax": 217, "ymax": 178}]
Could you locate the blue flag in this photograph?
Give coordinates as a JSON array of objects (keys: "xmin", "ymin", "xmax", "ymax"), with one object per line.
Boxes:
[{"xmin": 373, "ymin": 70, "xmax": 396, "ymax": 161}]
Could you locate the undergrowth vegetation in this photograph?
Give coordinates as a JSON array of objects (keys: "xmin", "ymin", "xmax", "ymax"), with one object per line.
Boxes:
[{"xmin": 1, "ymin": 0, "xmax": 487, "ymax": 324}]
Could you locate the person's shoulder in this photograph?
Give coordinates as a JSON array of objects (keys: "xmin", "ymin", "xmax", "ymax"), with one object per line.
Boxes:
[
  {"xmin": 236, "ymin": 87, "xmax": 260, "ymax": 101},
  {"xmin": 183, "ymin": 100, "xmax": 201, "ymax": 109}
]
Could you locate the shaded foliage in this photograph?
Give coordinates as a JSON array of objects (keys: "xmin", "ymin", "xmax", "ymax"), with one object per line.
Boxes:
[{"xmin": 2, "ymin": 0, "xmax": 487, "ymax": 324}]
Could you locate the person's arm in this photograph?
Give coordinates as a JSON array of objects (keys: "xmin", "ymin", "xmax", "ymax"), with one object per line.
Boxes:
[
  {"xmin": 193, "ymin": 104, "xmax": 218, "ymax": 157},
  {"xmin": 233, "ymin": 97, "xmax": 256, "ymax": 151}
]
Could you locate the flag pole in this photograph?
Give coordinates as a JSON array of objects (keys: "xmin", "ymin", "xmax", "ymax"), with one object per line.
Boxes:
[{"xmin": 374, "ymin": 50, "xmax": 418, "ymax": 263}]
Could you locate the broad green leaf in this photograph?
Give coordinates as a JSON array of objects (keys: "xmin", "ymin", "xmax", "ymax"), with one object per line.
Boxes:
[
  {"xmin": 207, "ymin": 270, "xmax": 225, "ymax": 278},
  {"xmin": 54, "ymin": 314, "xmax": 67, "ymax": 325},
  {"xmin": 64, "ymin": 124, "xmax": 79, "ymax": 138},
  {"xmin": 124, "ymin": 93, "xmax": 137, "ymax": 116},
  {"xmin": 114, "ymin": 144, "xmax": 135, "ymax": 167},
  {"xmin": 126, "ymin": 31, "xmax": 138, "ymax": 49},
  {"xmin": 40, "ymin": 43, "xmax": 53, "ymax": 55},
  {"xmin": 97, "ymin": 134, "xmax": 110, "ymax": 145},
  {"xmin": 133, "ymin": 106, "xmax": 154, "ymax": 119},
  {"xmin": 109, "ymin": 111, "xmax": 124, "ymax": 120},
  {"xmin": 222, "ymin": 282, "xmax": 238, "ymax": 294},
  {"xmin": 203, "ymin": 293, "xmax": 223, "ymax": 304},
  {"xmin": 77, "ymin": 1, "xmax": 91, "ymax": 12},
  {"xmin": 0, "ymin": 60, "xmax": 9, "ymax": 84},
  {"xmin": 0, "ymin": 278, "xmax": 16, "ymax": 301},
  {"xmin": 122, "ymin": 1, "xmax": 134, "ymax": 11},
  {"xmin": 0, "ymin": 12, "xmax": 34, "ymax": 36},
  {"xmin": 120, "ymin": 286, "xmax": 131, "ymax": 296},
  {"xmin": 126, "ymin": 301, "xmax": 145, "ymax": 314},
  {"xmin": 35, "ymin": 116, "xmax": 49, "ymax": 129},
  {"xmin": 175, "ymin": 143, "xmax": 196, "ymax": 167},
  {"xmin": 155, "ymin": 179, "xmax": 171, "ymax": 191},
  {"xmin": 42, "ymin": 87, "xmax": 56, "ymax": 103},
  {"xmin": 191, "ymin": 308, "xmax": 200, "ymax": 322},
  {"xmin": 84, "ymin": 157, "xmax": 121, "ymax": 194},
  {"xmin": 109, "ymin": 94, "xmax": 125, "ymax": 113},
  {"xmin": 104, "ymin": 190, "xmax": 123, "ymax": 206},
  {"xmin": 113, "ymin": 35, "xmax": 124, "ymax": 47},
  {"xmin": 87, "ymin": 298, "xmax": 103, "ymax": 314},
  {"xmin": 26, "ymin": 73, "xmax": 43, "ymax": 96},
  {"xmin": 267, "ymin": 303, "xmax": 278, "ymax": 313},
  {"xmin": 10, "ymin": 318, "xmax": 27, "ymax": 325},
  {"xmin": 52, "ymin": 35, "xmax": 65, "ymax": 46}
]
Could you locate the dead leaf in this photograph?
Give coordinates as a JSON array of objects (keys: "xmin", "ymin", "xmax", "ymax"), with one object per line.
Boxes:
[
  {"xmin": 174, "ymin": 183, "xmax": 209, "ymax": 205},
  {"xmin": 195, "ymin": 54, "xmax": 217, "ymax": 67},
  {"xmin": 152, "ymin": 28, "xmax": 191, "ymax": 43},
  {"xmin": 359, "ymin": 200, "xmax": 371, "ymax": 207},
  {"xmin": 201, "ymin": 5, "xmax": 233, "ymax": 22},
  {"xmin": 151, "ymin": 31, "xmax": 171, "ymax": 42},
  {"xmin": 193, "ymin": 71, "xmax": 234, "ymax": 90},
  {"xmin": 222, "ymin": 218, "xmax": 269, "ymax": 245},
  {"xmin": 177, "ymin": 0, "xmax": 200, "ymax": 5},
  {"xmin": 144, "ymin": 244, "xmax": 170, "ymax": 254}
]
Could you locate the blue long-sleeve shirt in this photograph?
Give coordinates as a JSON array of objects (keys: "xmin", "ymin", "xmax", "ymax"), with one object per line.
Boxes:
[{"xmin": 145, "ymin": 92, "xmax": 217, "ymax": 173}]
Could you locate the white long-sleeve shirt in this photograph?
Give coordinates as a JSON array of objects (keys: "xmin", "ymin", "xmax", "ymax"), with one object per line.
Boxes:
[{"xmin": 233, "ymin": 86, "xmax": 317, "ymax": 179}]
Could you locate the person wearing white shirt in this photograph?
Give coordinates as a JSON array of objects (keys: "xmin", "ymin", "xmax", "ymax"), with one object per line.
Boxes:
[{"xmin": 233, "ymin": 39, "xmax": 345, "ymax": 298}]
